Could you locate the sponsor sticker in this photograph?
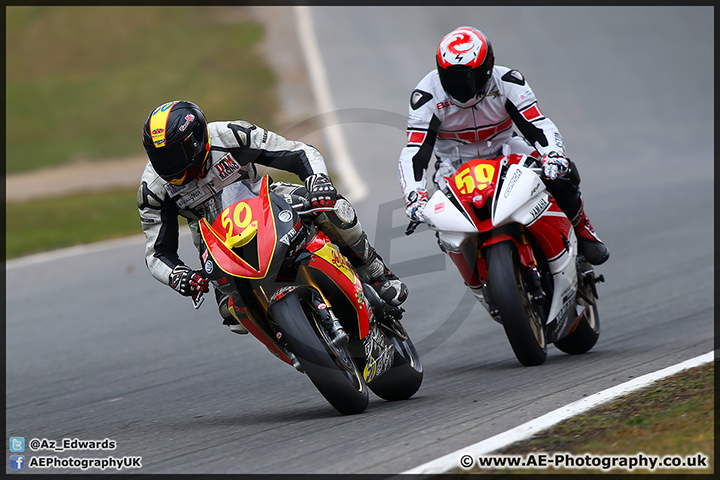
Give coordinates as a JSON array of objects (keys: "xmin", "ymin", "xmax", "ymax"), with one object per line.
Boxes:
[
  {"xmin": 278, "ymin": 210, "xmax": 293, "ymax": 223},
  {"xmin": 178, "ymin": 114, "xmax": 195, "ymax": 132},
  {"xmin": 213, "ymin": 154, "xmax": 241, "ymax": 181}
]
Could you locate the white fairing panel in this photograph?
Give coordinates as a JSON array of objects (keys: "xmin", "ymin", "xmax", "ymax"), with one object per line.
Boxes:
[
  {"xmin": 492, "ymin": 164, "xmax": 580, "ymax": 325},
  {"xmin": 424, "ymin": 190, "xmax": 476, "ymax": 233},
  {"xmin": 493, "ymin": 165, "xmax": 546, "ymax": 227},
  {"xmin": 545, "ymin": 227, "xmax": 578, "ymax": 323}
]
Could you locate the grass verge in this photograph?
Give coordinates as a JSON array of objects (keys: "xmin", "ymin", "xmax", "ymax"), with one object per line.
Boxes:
[
  {"xmin": 471, "ymin": 362, "xmax": 714, "ymax": 475},
  {"xmin": 6, "ymin": 6, "xmax": 278, "ymax": 174},
  {"xmin": 6, "ymin": 189, "xmax": 141, "ymax": 259},
  {"xmin": 4, "ymin": 6, "xmax": 291, "ymax": 260},
  {"xmin": 4, "ymin": 169, "xmax": 299, "ymax": 260}
]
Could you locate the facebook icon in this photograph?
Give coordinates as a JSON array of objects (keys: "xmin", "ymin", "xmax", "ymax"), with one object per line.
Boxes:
[{"xmin": 10, "ymin": 454, "xmax": 25, "ymax": 470}]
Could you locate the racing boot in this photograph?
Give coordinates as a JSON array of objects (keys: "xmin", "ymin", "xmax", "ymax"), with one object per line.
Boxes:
[
  {"xmin": 218, "ymin": 294, "xmax": 249, "ymax": 335},
  {"xmin": 340, "ymin": 232, "xmax": 408, "ymax": 307},
  {"xmin": 570, "ymin": 199, "xmax": 609, "ymax": 265}
]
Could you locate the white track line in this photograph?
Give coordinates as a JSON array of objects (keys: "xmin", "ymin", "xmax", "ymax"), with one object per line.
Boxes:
[
  {"xmin": 402, "ymin": 350, "xmax": 715, "ymax": 475},
  {"xmin": 6, "ymin": 235, "xmax": 144, "ymax": 270},
  {"xmin": 294, "ymin": 6, "xmax": 368, "ymax": 203},
  {"xmin": 5, "ymin": 229, "xmax": 192, "ymax": 270}
]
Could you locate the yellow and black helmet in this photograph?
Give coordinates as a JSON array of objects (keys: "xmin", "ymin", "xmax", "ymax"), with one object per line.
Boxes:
[{"xmin": 142, "ymin": 100, "xmax": 210, "ymax": 185}]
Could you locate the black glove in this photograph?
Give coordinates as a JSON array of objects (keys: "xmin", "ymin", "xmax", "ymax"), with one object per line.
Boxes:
[
  {"xmin": 304, "ymin": 173, "xmax": 337, "ymax": 209},
  {"xmin": 169, "ymin": 265, "xmax": 209, "ymax": 297}
]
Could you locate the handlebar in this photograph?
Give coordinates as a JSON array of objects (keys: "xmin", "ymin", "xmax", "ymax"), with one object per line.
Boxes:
[
  {"xmin": 287, "ymin": 194, "xmax": 338, "ymax": 216},
  {"xmin": 191, "ymin": 291, "xmax": 205, "ymax": 309},
  {"xmin": 405, "ymin": 220, "xmax": 422, "ymax": 236}
]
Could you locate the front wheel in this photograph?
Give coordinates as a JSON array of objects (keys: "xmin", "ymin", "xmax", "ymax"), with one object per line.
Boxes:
[
  {"xmin": 268, "ymin": 291, "xmax": 369, "ymax": 415},
  {"xmin": 485, "ymin": 241, "xmax": 547, "ymax": 366}
]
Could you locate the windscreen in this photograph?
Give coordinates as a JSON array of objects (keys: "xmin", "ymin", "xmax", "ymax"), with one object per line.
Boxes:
[{"xmin": 203, "ymin": 179, "xmax": 260, "ymax": 223}]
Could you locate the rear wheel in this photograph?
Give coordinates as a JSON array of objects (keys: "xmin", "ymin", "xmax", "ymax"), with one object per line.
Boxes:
[
  {"xmin": 554, "ymin": 303, "xmax": 599, "ymax": 354},
  {"xmin": 366, "ymin": 320, "xmax": 423, "ymax": 401},
  {"xmin": 486, "ymin": 241, "xmax": 547, "ymax": 366},
  {"xmin": 555, "ymin": 265, "xmax": 600, "ymax": 354},
  {"xmin": 268, "ymin": 291, "xmax": 368, "ymax": 415}
]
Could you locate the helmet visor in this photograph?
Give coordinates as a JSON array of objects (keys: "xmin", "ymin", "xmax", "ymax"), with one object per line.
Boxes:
[
  {"xmin": 438, "ymin": 65, "xmax": 490, "ymax": 104},
  {"xmin": 148, "ymin": 132, "xmax": 209, "ymax": 185}
]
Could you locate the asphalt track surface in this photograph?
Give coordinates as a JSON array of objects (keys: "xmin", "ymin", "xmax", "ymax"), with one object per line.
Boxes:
[{"xmin": 5, "ymin": 7, "xmax": 714, "ymax": 475}]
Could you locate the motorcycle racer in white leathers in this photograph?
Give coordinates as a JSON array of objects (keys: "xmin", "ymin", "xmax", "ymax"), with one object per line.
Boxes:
[
  {"xmin": 399, "ymin": 26, "xmax": 609, "ymax": 266},
  {"xmin": 138, "ymin": 101, "xmax": 407, "ymax": 334}
]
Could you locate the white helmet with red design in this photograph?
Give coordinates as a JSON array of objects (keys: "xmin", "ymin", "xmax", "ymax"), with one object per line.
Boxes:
[{"xmin": 436, "ymin": 26, "xmax": 495, "ymax": 108}]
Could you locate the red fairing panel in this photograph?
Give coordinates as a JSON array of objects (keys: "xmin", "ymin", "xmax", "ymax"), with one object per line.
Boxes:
[
  {"xmin": 305, "ymin": 232, "xmax": 372, "ymax": 339},
  {"xmin": 527, "ymin": 201, "xmax": 572, "ymax": 261},
  {"xmin": 200, "ymin": 177, "xmax": 277, "ymax": 279}
]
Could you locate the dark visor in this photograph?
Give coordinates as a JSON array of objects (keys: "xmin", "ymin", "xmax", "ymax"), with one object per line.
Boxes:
[
  {"xmin": 148, "ymin": 133, "xmax": 204, "ymax": 183},
  {"xmin": 439, "ymin": 66, "xmax": 489, "ymax": 103}
]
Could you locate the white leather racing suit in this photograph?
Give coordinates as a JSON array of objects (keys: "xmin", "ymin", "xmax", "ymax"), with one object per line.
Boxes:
[
  {"xmin": 398, "ymin": 65, "xmax": 566, "ymax": 195},
  {"xmin": 137, "ymin": 120, "xmax": 332, "ymax": 287}
]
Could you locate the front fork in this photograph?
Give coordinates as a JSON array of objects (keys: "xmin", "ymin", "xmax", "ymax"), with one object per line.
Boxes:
[
  {"xmin": 443, "ymin": 229, "xmax": 548, "ymax": 320},
  {"xmin": 306, "ymin": 289, "xmax": 349, "ymax": 348}
]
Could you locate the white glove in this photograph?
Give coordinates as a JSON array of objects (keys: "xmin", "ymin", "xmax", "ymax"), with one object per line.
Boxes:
[
  {"xmin": 404, "ymin": 188, "xmax": 429, "ymax": 222},
  {"xmin": 541, "ymin": 151, "xmax": 569, "ymax": 180}
]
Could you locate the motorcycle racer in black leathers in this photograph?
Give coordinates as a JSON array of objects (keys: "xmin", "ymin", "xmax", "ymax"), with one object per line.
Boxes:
[
  {"xmin": 138, "ymin": 100, "xmax": 407, "ymax": 334},
  {"xmin": 399, "ymin": 26, "xmax": 609, "ymax": 266}
]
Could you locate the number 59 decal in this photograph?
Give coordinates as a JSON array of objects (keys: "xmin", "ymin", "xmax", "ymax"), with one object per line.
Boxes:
[{"xmin": 454, "ymin": 160, "xmax": 496, "ymax": 195}]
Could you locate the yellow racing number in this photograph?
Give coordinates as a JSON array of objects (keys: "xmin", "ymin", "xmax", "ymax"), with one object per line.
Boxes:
[
  {"xmin": 221, "ymin": 202, "xmax": 256, "ymax": 243},
  {"xmin": 455, "ymin": 167, "xmax": 474, "ymax": 194},
  {"xmin": 473, "ymin": 163, "xmax": 495, "ymax": 191},
  {"xmin": 454, "ymin": 162, "xmax": 496, "ymax": 195}
]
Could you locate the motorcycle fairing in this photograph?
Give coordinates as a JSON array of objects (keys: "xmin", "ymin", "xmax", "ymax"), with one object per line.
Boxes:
[
  {"xmin": 199, "ymin": 176, "xmax": 277, "ymax": 279},
  {"xmin": 526, "ymin": 206, "xmax": 575, "ymax": 268},
  {"xmin": 235, "ymin": 305, "xmax": 295, "ymax": 367},
  {"xmin": 424, "ymin": 192, "xmax": 477, "ymax": 233},
  {"xmin": 493, "ymin": 163, "xmax": 547, "ymax": 227},
  {"xmin": 303, "ymin": 232, "xmax": 371, "ymax": 339},
  {"xmin": 428, "ymin": 154, "xmax": 580, "ymax": 331},
  {"xmin": 446, "ymin": 157, "xmax": 505, "ymax": 233}
]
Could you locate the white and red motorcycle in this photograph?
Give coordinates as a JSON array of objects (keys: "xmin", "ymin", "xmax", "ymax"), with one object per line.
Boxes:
[{"xmin": 406, "ymin": 152, "xmax": 604, "ymax": 366}]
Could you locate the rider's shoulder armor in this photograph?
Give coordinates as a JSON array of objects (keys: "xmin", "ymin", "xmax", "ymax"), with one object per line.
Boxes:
[
  {"xmin": 501, "ymin": 68, "xmax": 526, "ymax": 86},
  {"xmin": 209, "ymin": 120, "xmax": 257, "ymax": 149}
]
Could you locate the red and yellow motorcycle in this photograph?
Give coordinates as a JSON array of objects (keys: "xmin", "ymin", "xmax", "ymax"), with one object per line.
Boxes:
[{"xmin": 194, "ymin": 176, "xmax": 422, "ymax": 415}]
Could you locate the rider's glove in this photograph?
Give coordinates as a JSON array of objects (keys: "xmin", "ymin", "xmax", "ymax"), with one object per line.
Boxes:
[
  {"xmin": 540, "ymin": 151, "xmax": 570, "ymax": 180},
  {"xmin": 304, "ymin": 173, "xmax": 338, "ymax": 209},
  {"xmin": 169, "ymin": 265, "xmax": 209, "ymax": 297},
  {"xmin": 405, "ymin": 188, "xmax": 429, "ymax": 222}
]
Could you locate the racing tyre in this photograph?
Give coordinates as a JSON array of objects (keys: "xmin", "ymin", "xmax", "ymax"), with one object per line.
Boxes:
[
  {"xmin": 486, "ymin": 241, "xmax": 547, "ymax": 366},
  {"xmin": 269, "ymin": 291, "xmax": 369, "ymax": 415},
  {"xmin": 366, "ymin": 322, "xmax": 423, "ymax": 401},
  {"xmin": 554, "ymin": 301, "xmax": 600, "ymax": 354}
]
